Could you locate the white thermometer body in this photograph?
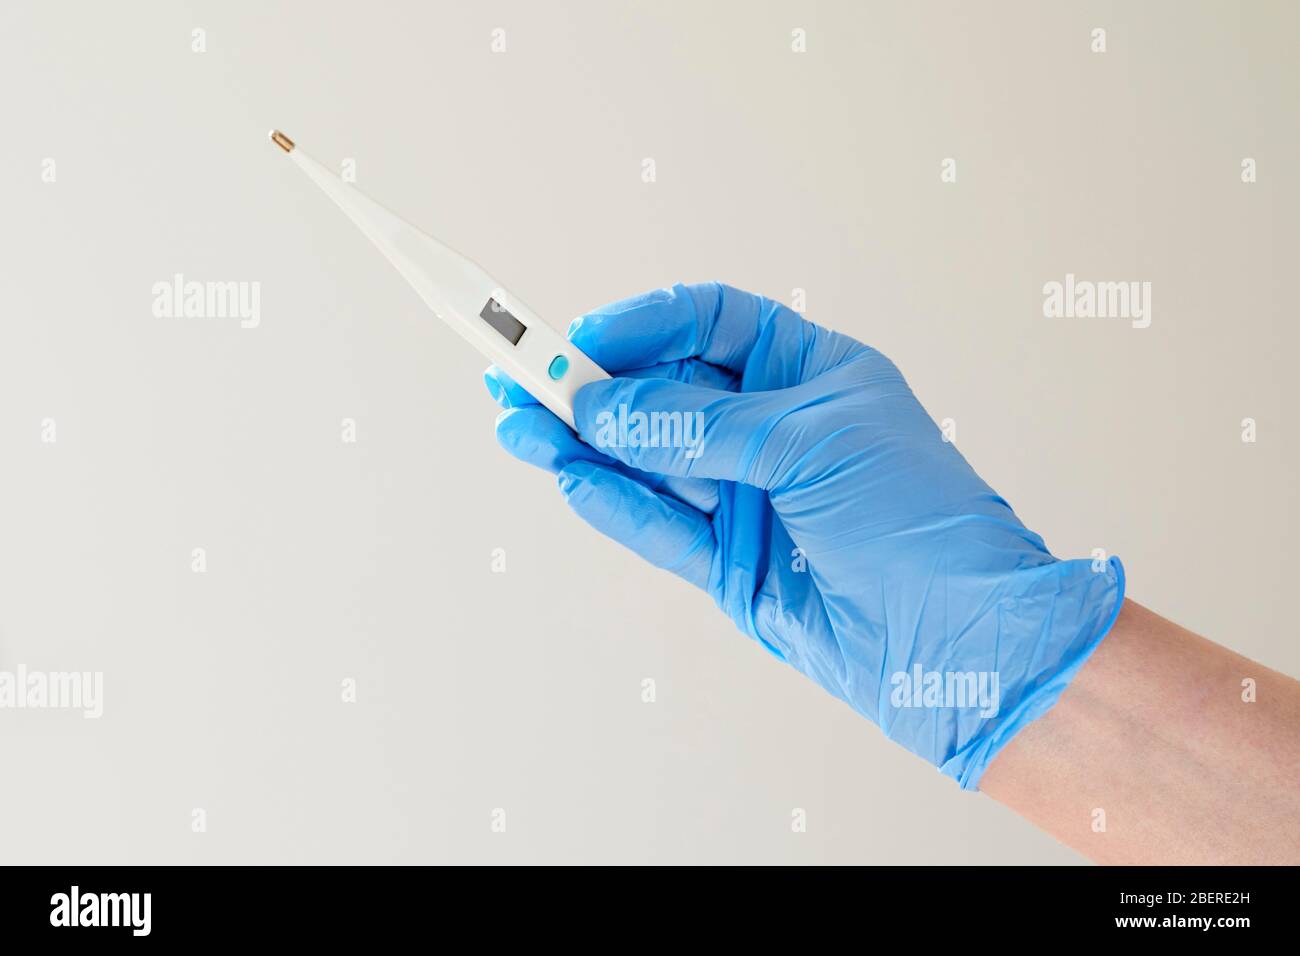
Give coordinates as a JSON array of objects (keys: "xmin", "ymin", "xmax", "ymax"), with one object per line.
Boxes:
[{"xmin": 275, "ymin": 132, "xmax": 608, "ymax": 429}]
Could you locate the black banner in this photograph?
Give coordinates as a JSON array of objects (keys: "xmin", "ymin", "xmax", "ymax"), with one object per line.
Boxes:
[{"xmin": 1, "ymin": 865, "xmax": 1287, "ymax": 942}]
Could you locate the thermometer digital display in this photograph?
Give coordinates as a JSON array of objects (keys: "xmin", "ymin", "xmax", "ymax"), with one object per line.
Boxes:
[{"xmin": 480, "ymin": 298, "xmax": 527, "ymax": 346}]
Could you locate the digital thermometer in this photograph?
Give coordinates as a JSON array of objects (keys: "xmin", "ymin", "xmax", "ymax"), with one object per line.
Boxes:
[{"xmin": 270, "ymin": 130, "xmax": 608, "ymax": 428}]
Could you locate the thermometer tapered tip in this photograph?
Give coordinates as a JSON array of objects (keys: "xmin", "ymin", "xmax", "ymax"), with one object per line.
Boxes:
[{"xmin": 269, "ymin": 130, "xmax": 295, "ymax": 153}]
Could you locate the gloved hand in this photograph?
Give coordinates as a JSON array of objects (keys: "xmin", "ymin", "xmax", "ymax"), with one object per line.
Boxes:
[{"xmin": 484, "ymin": 283, "xmax": 1125, "ymax": 789}]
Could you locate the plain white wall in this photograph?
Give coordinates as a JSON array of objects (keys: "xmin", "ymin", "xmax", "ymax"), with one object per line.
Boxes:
[{"xmin": 0, "ymin": 0, "xmax": 1295, "ymax": 863}]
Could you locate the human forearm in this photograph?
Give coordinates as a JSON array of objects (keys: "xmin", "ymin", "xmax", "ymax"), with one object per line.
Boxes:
[{"xmin": 980, "ymin": 599, "xmax": 1300, "ymax": 864}]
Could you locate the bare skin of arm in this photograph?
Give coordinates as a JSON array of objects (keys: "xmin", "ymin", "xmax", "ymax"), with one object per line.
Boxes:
[{"xmin": 979, "ymin": 599, "xmax": 1300, "ymax": 865}]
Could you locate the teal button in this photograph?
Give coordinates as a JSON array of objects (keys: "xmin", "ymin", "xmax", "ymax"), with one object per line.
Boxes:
[{"xmin": 547, "ymin": 354, "xmax": 570, "ymax": 380}]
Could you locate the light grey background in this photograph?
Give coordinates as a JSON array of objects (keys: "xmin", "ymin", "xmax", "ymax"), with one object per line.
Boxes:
[{"xmin": 1, "ymin": 0, "xmax": 1295, "ymax": 864}]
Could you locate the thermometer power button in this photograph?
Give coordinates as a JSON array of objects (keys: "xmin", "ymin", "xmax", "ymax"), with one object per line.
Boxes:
[{"xmin": 547, "ymin": 354, "xmax": 570, "ymax": 380}]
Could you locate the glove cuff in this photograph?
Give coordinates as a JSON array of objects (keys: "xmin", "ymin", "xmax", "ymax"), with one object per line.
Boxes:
[{"xmin": 938, "ymin": 555, "xmax": 1127, "ymax": 791}]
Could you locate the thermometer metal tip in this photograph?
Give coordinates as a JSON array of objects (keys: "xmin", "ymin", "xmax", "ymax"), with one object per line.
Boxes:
[{"xmin": 269, "ymin": 130, "xmax": 295, "ymax": 153}]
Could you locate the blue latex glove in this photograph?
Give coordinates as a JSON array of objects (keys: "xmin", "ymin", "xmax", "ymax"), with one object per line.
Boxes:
[{"xmin": 484, "ymin": 283, "xmax": 1125, "ymax": 789}]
